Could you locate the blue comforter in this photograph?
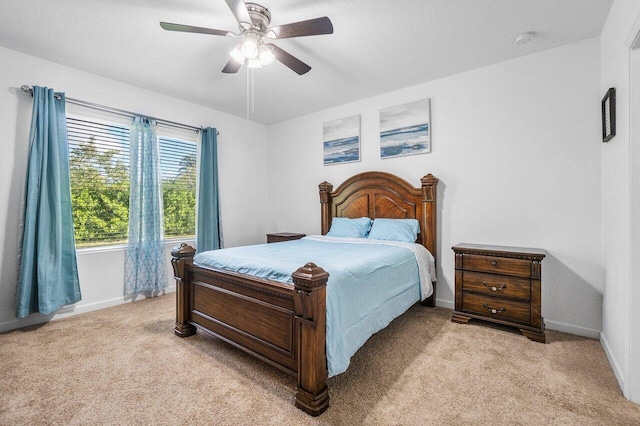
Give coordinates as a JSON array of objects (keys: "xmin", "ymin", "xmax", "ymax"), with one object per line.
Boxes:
[{"xmin": 194, "ymin": 236, "xmax": 433, "ymax": 376}]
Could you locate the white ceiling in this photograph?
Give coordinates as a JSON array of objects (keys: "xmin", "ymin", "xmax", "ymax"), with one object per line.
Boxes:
[{"xmin": 0, "ymin": 0, "xmax": 612, "ymax": 125}]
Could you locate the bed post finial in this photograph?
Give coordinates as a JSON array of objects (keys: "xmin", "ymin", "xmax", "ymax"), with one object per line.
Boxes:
[
  {"xmin": 171, "ymin": 243, "xmax": 197, "ymax": 337},
  {"xmin": 319, "ymin": 181, "xmax": 333, "ymax": 235},
  {"xmin": 421, "ymin": 174, "xmax": 438, "ymax": 200},
  {"xmin": 292, "ymin": 262, "xmax": 330, "ymax": 416}
]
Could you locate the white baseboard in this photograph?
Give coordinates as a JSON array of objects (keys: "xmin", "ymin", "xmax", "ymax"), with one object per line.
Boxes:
[
  {"xmin": 600, "ymin": 331, "xmax": 626, "ymax": 395},
  {"xmin": 435, "ymin": 298, "xmax": 454, "ymax": 310},
  {"xmin": 544, "ymin": 319, "xmax": 601, "ymax": 339},
  {"xmin": 0, "ymin": 286, "xmax": 176, "ymax": 333}
]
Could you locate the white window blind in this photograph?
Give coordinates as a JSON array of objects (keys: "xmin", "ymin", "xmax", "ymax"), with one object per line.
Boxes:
[
  {"xmin": 67, "ymin": 116, "xmax": 197, "ymax": 248},
  {"xmin": 159, "ymin": 136, "xmax": 197, "ymax": 239}
]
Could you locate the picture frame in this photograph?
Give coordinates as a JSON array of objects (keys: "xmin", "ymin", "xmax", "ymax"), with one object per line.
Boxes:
[
  {"xmin": 602, "ymin": 87, "xmax": 616, "ymax": 142},
  {"xmin": 379, "ymin": 98, "xmax": 431, "ymax": 159},
  {"xmin": 323, "ymin": 115, "xmax": 361, "ymax": 165}
]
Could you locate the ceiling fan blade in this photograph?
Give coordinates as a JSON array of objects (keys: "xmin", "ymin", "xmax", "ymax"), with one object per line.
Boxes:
[
  {"xmin": 160, "ymin": 22, "xmax": 229, "ymax": 36},
  {"xmin": 267, "ymin": 44, "xmax": 311, "ymax": 75},
  {"xmin": 224, "ymin": 0, "xmax": 253, "ymax": 28},
  {"xmin": 267, "ymin": 17, "xmax": 333, "ymax": 39},
  {"xmin": 222, "ymin": 58, "xmax": 243, "ymax": 74}
]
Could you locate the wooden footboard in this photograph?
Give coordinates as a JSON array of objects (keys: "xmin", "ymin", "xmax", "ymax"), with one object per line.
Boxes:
[{"xmin": 171, "ymin": 243, "xmax": 330, "ymax": 416}]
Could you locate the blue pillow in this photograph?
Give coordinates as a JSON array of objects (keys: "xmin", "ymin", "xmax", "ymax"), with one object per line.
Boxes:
[
  {"xmin": 367, "ymin": 218, "xmax": 420, "ymax": 243},
  {"xmin": 326, "ymin": 217, "xmax": 372, "ymax": 238}
]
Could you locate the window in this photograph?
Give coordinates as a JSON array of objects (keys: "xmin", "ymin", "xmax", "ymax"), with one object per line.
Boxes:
[
  {"xmin": 159, "ymin": 136, "xmax": 196, "ymax": 240},
  {"xmin": 67, "ymin": 116, "xmax": 197, "ymax": 248},
  {"xmin": 68, "ymin": 118, "xmax": 130, "ymax": 247}
]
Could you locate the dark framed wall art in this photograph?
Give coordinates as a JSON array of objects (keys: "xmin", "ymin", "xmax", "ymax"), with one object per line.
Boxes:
[{"xmin": 602, "ymin": 87, "xmax": 616, "ymax": 142}]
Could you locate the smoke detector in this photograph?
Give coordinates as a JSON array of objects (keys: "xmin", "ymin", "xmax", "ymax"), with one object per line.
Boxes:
[{"xmin": 515, "ymin": 32, "xmax": 534, "ymax": 45}]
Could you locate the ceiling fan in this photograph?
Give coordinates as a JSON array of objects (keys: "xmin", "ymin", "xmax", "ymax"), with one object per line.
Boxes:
[{"xmin": 160, "ymin": 0, "xmax": 333, "ymax": 75}]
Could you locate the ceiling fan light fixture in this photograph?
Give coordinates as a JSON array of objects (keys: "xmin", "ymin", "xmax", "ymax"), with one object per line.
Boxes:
[
  {"xmin": 240, "ymin": 34, "xmax": 260, "ymax": 59},
  {"xmin": 258, "ymin": 44, "xmax": 275, "ymax": 65},
  {"xmin": 229, "ymin": 44, "xmax": 245, "ymax": 64}
]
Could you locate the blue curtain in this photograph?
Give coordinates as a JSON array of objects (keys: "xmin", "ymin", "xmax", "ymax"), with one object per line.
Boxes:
[
  {"xmin": 124, "ymin": 117, "xmax": 167, "ymax": 295},
  {"xmin": 196, "ymin": 127, "xmax": 221, "ymax": 252},
  {"xmin": 16, "ymin": 86, "xmax": 81, "ymax": 318}
]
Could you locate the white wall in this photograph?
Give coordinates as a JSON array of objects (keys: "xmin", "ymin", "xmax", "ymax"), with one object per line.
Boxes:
[
  {"xmin": 0, "ymin": 45, "xmax": 270, "ymax": 332},
  {"xmin": 630, "ymin": 44, "xmax": 640, "ymax": 405},
  {"xmin": 599, "ymin": 0, "xmax": 640, "ymax": 404},
  {"xmin": 268, "ymin": 38, "xmax": 603, "ymax": 338}
]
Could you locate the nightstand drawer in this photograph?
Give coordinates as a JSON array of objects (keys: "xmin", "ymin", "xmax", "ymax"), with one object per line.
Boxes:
[
  {"xmin": 462, "ymin": 271, "xmax": 530, "ymax": 301},
  {"xmin": 463, "ymin": 254, "xmax": 531, "ymax": 277},
  {"xmin": 462, "ymin": 292, "xmax": 531, "ymax": 325}
]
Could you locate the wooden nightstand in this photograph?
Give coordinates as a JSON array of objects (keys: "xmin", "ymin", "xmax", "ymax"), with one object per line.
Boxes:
[
  {"xmin": 266, "ymin": 233, "xmax": 306, "ymax": 243},
  {"xmin": 451, "ymin": 243, "xmax": 546, "ymax": 343}
]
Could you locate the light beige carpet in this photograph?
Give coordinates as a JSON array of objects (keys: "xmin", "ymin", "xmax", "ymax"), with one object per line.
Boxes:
[{"xmin": 1, "ymin": 294, "xmax": 639, "ymax": 425}]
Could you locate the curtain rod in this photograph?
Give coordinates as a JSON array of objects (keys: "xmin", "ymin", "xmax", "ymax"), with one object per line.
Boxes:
[{"xmin": 20, "ymin": 85, "xmax": 218, "ymax": 135}]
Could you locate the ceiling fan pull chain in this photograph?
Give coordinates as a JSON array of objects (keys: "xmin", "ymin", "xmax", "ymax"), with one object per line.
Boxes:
[{"xmin": 246, "ymin": 66, "xmax": 250, "ymax": 121}]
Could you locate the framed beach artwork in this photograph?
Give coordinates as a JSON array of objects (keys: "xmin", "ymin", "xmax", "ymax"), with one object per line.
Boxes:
[
  {"xmin": 323, "ymin": 115, "xmax": 361, "ymax": 165},
  {"xmin": 380, "ymin": 98, "xmax": 431, "ymax": 159}
]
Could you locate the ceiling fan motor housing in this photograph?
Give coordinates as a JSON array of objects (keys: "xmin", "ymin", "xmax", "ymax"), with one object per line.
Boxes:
[{"xmin": 245, "ymin": 3, "xmax": 271, "ymax": 32}]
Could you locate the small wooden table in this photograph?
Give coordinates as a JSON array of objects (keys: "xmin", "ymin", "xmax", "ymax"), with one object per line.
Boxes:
[
  {"xmin": 451, "ymin": 243, "xmax": 546, "ymax": 343},
  {"xmin": 266, "ymin": 233, "xmax": 306, "ymax": 243}
]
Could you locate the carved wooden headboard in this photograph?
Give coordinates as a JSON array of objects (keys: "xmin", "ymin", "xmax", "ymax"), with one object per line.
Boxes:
[{"xmin": 318, "ymin": 171, "xmax": 439, "ymax": 257}]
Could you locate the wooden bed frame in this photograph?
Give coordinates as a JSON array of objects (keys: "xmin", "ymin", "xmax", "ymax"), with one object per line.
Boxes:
[{"xmin": 171, "ymin": 171, "xmax": 438, "ymax": 416}]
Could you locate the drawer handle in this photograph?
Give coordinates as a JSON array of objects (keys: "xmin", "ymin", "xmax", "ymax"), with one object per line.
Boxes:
[
  {"xmin": 491, "ymin": 260, "xmax": 498, "ymax": 266},
  {"xmin": 482, "ymin": 303, "xmax": 506, "ymax": 314},
  {"xmin": 482, "ymin": 282, "xmax": 506, "ymax": 292}
]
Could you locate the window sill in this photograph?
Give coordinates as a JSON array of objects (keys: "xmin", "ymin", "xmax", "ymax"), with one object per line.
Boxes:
[{"xmin": 76, "ymin": 238, "xmax": 195, "ymax": 255}]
